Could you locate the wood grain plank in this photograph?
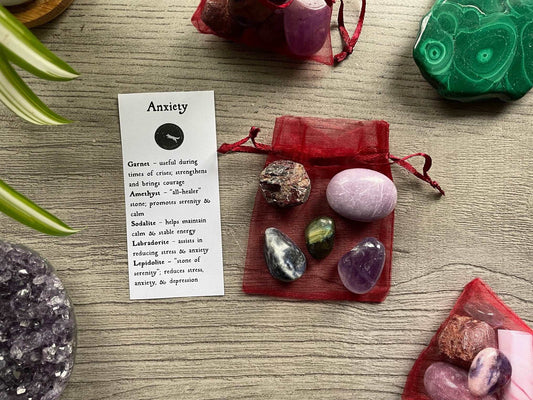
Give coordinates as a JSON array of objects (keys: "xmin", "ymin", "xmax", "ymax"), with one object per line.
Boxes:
[{"xmin": 0, "ymin": 0, "xmax": 531, "ymax": 399}]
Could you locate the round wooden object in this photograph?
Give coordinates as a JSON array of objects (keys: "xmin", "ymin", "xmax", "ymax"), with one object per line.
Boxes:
[{"xmin": 7, "ymin": 0, "xmax": 74, "ymax": 28}]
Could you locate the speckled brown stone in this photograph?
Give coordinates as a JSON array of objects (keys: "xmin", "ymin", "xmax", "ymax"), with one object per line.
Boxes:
[
  {"xmin": 438, "ymin": 315, "xmax": 497, "ymax": 367},
  {"xmin": 201, "ymin": 0, "xmax": 243, "ymax": 37},
  {"xmin": 259, "ymin": 160, "xmax": 311, "ymax": 207},
  {"xmin": 228, "ymin": 0, "xmax": 273, "ymax": 25}
]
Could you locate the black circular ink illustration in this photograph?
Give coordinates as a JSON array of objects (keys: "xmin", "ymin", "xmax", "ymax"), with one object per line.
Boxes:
[{"xmin": 155, "ymin": 123, "xmax": 184, "ymax": 150}]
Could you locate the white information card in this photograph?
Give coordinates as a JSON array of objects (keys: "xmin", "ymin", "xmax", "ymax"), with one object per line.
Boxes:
[{"xmin": 118, "ymin": 91, "xmax": 224, "ymax": 300}]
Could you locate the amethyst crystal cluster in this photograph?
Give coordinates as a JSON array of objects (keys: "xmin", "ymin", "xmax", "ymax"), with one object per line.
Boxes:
[{"xmin": 0, "ymin": 241, "xmax": 76, "ymax": 400}]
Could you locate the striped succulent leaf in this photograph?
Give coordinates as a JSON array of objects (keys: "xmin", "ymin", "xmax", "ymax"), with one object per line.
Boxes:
[
  {"xmin": 0, "ymin": 5, "xmax": 78, "ymax": 124},
  {"xmin": 0, "ymin": 50, "xmax": 72, "ymax": 124},
  {"xmin": 0, "ymin": 178, "xmax": 78, "ymax": 236},
  {"xmin": 0, "ymin": 5, "xmax": 79, "ymax": 80}
]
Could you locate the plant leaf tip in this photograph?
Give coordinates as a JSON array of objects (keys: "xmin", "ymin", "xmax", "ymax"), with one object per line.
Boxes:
[{"xmin": 51, "ymin": 227, "xmax": 80, "ymax": 237}]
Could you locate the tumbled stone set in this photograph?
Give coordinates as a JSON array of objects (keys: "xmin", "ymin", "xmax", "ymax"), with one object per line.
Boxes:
[
  {"xmin": 260, "ymin": 160, "xmax": 396, "ymax": 294},
  {"xmin": 0, "ymin": 241, "xmax": 76, "ymax": 400},
  {"xmin": 414, "ymin": 0, "xmax": 533, "ymax": 101},
  {"xmin": 402, "ymin": 279, "xmax": 533, "ymax": 400},
  {"xmin": 422, "ymin": 313, "xmax": 525, "ymax": 400},
  {"xmin": 200, "ymin": 0, "xmax": 331, "ymax": 57}
]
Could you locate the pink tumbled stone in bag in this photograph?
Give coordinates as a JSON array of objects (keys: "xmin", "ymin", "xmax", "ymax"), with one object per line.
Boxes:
[
  {"xmin": 498, "ymin": 330, "xmax": 533, "ymax": 400},
  {"xmin": 283, "ymin": 0, "xmax": 332, "ymax": 56},
  {"xmin": 326, "ymin": 168, "xmax": 397, "ymax": 222},
  {"xmin": 424, "ymin": 362, "xmax": 497, "ymax": 400}
]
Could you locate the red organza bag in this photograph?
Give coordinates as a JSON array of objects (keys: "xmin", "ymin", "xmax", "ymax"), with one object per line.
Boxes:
[
  {"xmin": 191, "ymin": 0, "xmax": 366, "ymax": 65},
  {"xmin": 403, "ymin": 278, "xmax": 533, "ymax": 400},
  {"xmin": 219, "ymin": 116, "xmax": 444, "ymax": 302}
]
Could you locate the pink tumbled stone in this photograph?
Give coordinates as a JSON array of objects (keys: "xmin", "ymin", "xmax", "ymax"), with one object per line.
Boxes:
[
  {"xmin": 326, "ymin": 168, "xmax": 397, "ymax": 222},
  {"xmin": 424, "ymin": 362, "xmax": 497, "ymax": 400},
  {"xmin": 283, "ymin": 0, "xmax": 331, "ymax": 56}
]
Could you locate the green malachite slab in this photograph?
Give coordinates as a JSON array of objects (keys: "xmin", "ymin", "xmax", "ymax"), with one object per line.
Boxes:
[{"xmin": 414, "ymin": 0, "xmax": 533, "ymax": 101}]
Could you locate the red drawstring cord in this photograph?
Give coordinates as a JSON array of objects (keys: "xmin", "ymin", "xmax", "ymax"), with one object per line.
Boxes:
[
  {"xmin": 217, "ymin": 127, "xmax": 272, "ymax": 154},
  {"xmin": 333, "ymin": 0, "xmax": 367, "ymax": 63},
  {"xmin": 218, "ymin": 127, "xmax": 444, "ymax": 195},
  {"xmin": 389, "ymin": 153, "xmax": 445, "ymax": 195}
]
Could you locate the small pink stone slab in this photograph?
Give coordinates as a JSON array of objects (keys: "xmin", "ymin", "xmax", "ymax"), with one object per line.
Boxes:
[
  {"xmin": 498, "ymin": 330, "xmax": 533, "ymax": 400},
  {"xmin": 326, "ymin": 168, "xmax": 397, "ymax": 222}
]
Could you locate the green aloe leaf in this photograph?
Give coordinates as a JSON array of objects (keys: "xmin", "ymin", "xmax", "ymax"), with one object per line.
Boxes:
[
  {"xmin": 0, "ymin": 5, "xmax": 78, "ymax": 81},
  {"xmin": 0, "ymin": 50, "xmax": 71, "ymax": 125},
  {"xmin": 0, "ymin": 178, "xmax": 78, "ymax": 236}
]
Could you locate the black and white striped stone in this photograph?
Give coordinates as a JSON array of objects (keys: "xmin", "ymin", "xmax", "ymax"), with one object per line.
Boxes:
[{"xmin": 263, "ymin": 227, "xmax": 306, "ymax": 282}]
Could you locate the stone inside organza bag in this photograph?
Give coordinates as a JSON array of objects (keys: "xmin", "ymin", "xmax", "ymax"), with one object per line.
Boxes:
[
  {"xmin": 191, "ymin": 0, "xmax": 366, "ymax": 64},
  {"xmin": 402, "ymin": 278, "xmax": 533, "ymax": 400},
  {"xmin": 219, "ymin": 116, "xmax": 446, "ymax": 302}
]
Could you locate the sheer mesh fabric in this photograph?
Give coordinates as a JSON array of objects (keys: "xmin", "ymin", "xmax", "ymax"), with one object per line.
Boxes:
[
  {"xmin": 243, "ymin": 116, "xmax": 394, "ymax": 301},
  {"xmin": 191, "ymin": 0, "xmax": 335, "ymax": 65},
  {"xmin": 402, "ymin": 278, "xmax": 533, "ymax": 400}
]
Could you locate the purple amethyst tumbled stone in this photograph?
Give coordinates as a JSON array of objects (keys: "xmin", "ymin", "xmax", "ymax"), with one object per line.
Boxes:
[
  {"xmin": 326, "ymin": 168, "xmax": 397, "ymax": 222},
  {"xmin": 0, "ymin": 240, "xmax": 76, "ymax": 400},
  {"xmin": 468, "ymin": 347, "xmax": 512, "ymax": 396},
  {"xmin": 337, "ymin": 237, "xmax": 385, "ymax": 294}
]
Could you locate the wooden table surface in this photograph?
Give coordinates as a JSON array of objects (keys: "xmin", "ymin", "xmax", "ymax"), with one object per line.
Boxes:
[{"xmin": 0, "ymin": 1, "xmax": 531, "ymax": 399}]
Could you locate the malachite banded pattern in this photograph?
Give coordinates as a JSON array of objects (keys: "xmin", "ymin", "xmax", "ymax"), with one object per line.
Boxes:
[{"xmin": 414, "ymin": 0, "xmax": 533, "ymax": 101}]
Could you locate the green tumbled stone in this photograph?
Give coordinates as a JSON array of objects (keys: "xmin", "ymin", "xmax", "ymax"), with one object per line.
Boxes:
[
  {"xmin": 414, "ymin": 0, "xmax": 533, "ymax": 101},
  {"xmin": 305, "ymin": 217, "xmax": 335, "ymax": 259}
]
